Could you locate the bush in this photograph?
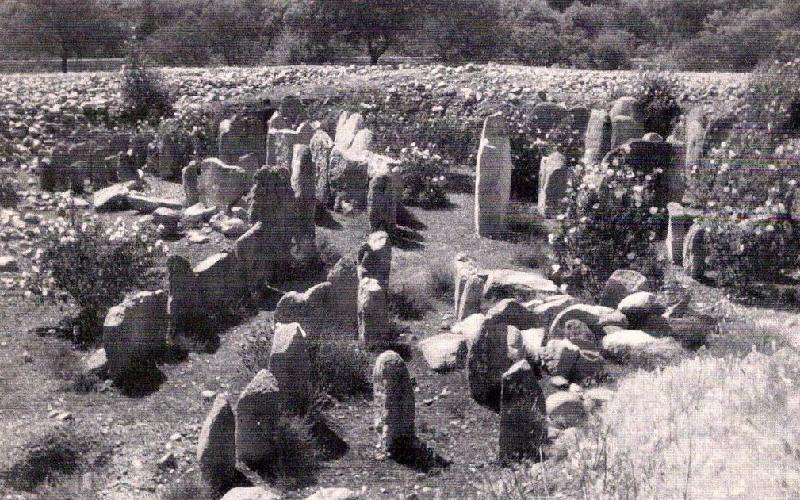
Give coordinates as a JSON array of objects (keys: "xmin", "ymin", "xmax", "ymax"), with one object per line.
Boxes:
[
  {"xmin": 0, "ymin": 423, "xmax": 94, "ymax": 492},
  {"xmin": 427, "ymin": 265, "xmax": 455, "ymax": 300},
  {"xmin": 631, "ymin": 72, "xmax": 682, "ymax": 138},
  {"xmin": 398, "ymin": 145, "xmax": 449, "ymax": 209},
  {"xmin": 703, "ymin": 211, "xmax": 800, "ymax": 293},
  {"xmin": 389, "ymin": 273, "xmax": 435, "ymax": 320},
  {"xmin": 268, "ymin": 415, "xmax": 319, "ymax": 490},
  {"xmin": 593, "ymin": 30, "xmax": 632, "ymax": 70},
  {"xmin": 31, "ymin": 215, "xmax": 161, "ymax": 344},
  {"xmin": 550, "ymin": 161, "xmax": 666, "ymax": 296},
  {"xmin": 311, "ymin": 340, "xmax": 372, "ymax": 400},
  {"xmin": 745, "ymin": 57, "xmax": 800, "ymax": 137},
  {"xmin": 119, "ymin": 44, "xmax": 173, "ymax": 125}
]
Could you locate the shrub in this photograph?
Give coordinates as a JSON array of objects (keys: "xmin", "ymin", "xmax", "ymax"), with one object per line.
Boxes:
[
  {"xmin": 745, "ymin": 57, "xmax": 800, "ymax": 137},
  {"xmin": 398, "ymin": 146, "xmax": 450, "ymax": 209},
  {"xmin": 118, "ymin": 43, "xmax": 174, "ymax": 125},
  {"xmin": 0, "ymin": 423, "xmax": 94, "ymax": 492},
  {"xmin": 30, "ymin": 215, "xmax": 161, "ymax": 345},
  {"xmin": 389, "ymin": 272, "xmax": 435, "ymax": 320},
  {"xmin": 311, "ymin": 340, "xmax": 372, "ymax": 400},
  {"xmin": 592, "ymin": 30, "xmax": 632, "ymax": 70},
  {"xmin": 550, "ymin": 161, "xmax": 666, "ymax": 296},
  {"xmin": 0, "ymin": 166, "xmax": 19, "ymax": 208},
  {"xmin": 427, "ymin": 265, "xmax": 455, "ymax": 300},
  {"xmin": 703, "ymin": 211, "xmax": 800, "ymax": 293},
  {"xmin": 267, "ymin": 415, "xmax": 319, "ymax": 490},
  {"xmin": 631, "ymin": 72, "xmax": 682, "ymax": 138}
]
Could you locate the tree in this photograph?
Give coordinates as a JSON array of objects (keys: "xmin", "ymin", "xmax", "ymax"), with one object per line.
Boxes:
[
  {"xmin": 422, "ymin": 0, "xmax": 504, "ymax": 62},
  {"xmin": 1, "ymin": 0, "xmax": 124, "ymax": 72},
  {"xmin": 298, "ymin": 0, "xmax": 421, "ymax": 64}
]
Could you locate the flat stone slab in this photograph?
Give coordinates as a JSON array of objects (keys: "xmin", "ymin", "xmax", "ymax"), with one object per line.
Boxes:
[{"xmin": 418, "ymin": 333, "xmax": 468, "ymax": 372}]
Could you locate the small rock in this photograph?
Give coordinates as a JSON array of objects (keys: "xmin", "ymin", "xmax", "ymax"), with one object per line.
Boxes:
[{"xmin": 0, "ymin": 256, "xmax": 19, "ymax": 272}]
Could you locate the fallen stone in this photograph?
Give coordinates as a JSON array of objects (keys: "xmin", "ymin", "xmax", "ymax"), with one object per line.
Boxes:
[
  {"xmin": 221, "ymin": 487, "xmax": 281, "ymax": 500},
  {"xmin": 540, "ymin": 339, "xmax": 579, "ymax": 379},
  {"xmin": 483, "ymin": 268, "xmax": 558, "ymax": 301},
  {"xmin": 92, "ymin": 182, "xmax": 132, "ymax": 211},
  {"xmin": 618, "ymin": 291, "xmax": 665, "ymax": 319},
  {"xmin": 419, "ymin": 334, "xmax": 467, "ymax": 372},
  {"xmin": 127, "ymin": 194, "xmax": 183, "ymax": 214},
  {"xmin": 0, "ymin": 256, "xmax": 19, "ymax": 272},
  {"xmin": 305, "ymin": 487, "xmax": 360, "ymax": 500}
]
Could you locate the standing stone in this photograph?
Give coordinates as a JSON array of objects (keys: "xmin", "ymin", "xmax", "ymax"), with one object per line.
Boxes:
[
  {"xmin": 367, "ymin": 170, "xmax": 399, "ymax": 232},
  {"xmin": 158, "ymin": 132, "xmax": 188, "ymax": 179},
  {"xmin": 327, "ymin": 147, "xmax": 371, "ymax": 210},
  {"xmin": 538, "ymin": 152, "xmax": 570, "ymax": 218},
  {"xmin": 197, "ymin": 394, "xmax": 236, "ymax": 490},
  {"xmin": 291, "ymin": 145, "xmax": 316, "ymax": 240},
  {"xmin": 454, "ymin": 254, "xmax": 485, "ymax": 321},
  {"xmin": 499, "ymin": 360, "xmax": 547, "ymax": 461},
  {"xmin": 684, "ymin": 107, "xmax": 707, "ymax": 172},
  {"xmin": 131, "ymin": 133, "xmax": 150, "ymax": 167},
  {"xmin": 194, "ymin": 252, "xmax": 247, "ymax": 312},
  {"xmin": 167, "ymin": 255, "xmax": 198, "ymax": 333},
  {"xmin": 246, "ymin": 166, "xmax": 296, "ymax": 283},
  {"xmin": 373, "ymin": 351, "xmax": 415, "ymax": 455},
  {"xmin": 310, "ymin": 130, "xmax": 335, "ymax": 207},
  {"xmin": 610, "ymin": 115, "xmax": 644, "ymax": 149},
  {"xmin": 667, "ymin": 202, "xmax": 702, "ymax": 265},
  {"xmin": 267, "ymin": 122, "xmax": 315, "ymax": 170},
  {"xmin": 327, "ymin": 256, "xmax": 359, "ymax": 331},
  {"xmin": 235, "ymin": 370, "xmax": 282, "ymax": 467},
  {"xmin": 279, "ymin": 95, "xmax": 303, "ymax": 127},
  {"xmin": 475, "ymin": 113, "xmax": 512, "ymax": 238},
  {"xmin": 197, "ymin": 158, "xmax": 250, "ymax": 212},
  {"xmin": 683, "ymin": 223, "xmax": 706, "ymax": 279},
  {"xmin": 350, "ymin": 128, "xmax": 374, "ymax": 154},
  {"xmin": 273, "ymin": 283, "xmax": 331, "ymax": 341},
  {"xmin": 269, "ymin": 323, "xmax": 311, "ymax": 413},
  {"xmin": 358, "ymin": 278, "xmax": 391, "ymax": 350},
  {"xmin": 116, "ymin": 151, "xmax": 139, "ymax": 183},
  {"xmin": 218, "ymin": 113, "xmax": 267, "ymax": 177},
  {"xmin": 103, "ymin": 290, "xmax": 169, "ymax": 380},
  {"xmin": 357, "ymin": 231, "xmax": 392, "ymax": 290},
  {"xmin": 583, "ymin": 110, "xmax": 612, "ymax": 165}
]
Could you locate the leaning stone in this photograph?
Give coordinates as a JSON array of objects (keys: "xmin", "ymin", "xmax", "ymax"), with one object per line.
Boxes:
[
  {"xmin": 549, "ymin": 304, "xmax": 628, "ymax": 342},
  {"xmin": 235, "ymin": 370, "xmax": 282, "ymax": 467},
  {"xmin": 358, "ymin": 278, "xmax": 391, "ymax": 350},
  {"xmin": 599, "ymin": 269, "xmax": 650, "ymax": 308},
  {"xmin": 0, "ymin": 256, "xmax": 20, "ymax": 273},
  {"xmin": 373, "ymin": 350, "xmax": 415, "ymax": 455},
  {"xmin": 82, "ymin": 348, "xmax": 107, "ymax": 376},
  {"xmin": 561, "ymin": 319, "xmax": 598, "ymax": 352},
  {"xmin": 197, "ymin": 394, "xmax": 236, "ymax": 490},
  {"xmin": 475, "ymin": 113, "xmax": 512, "ymax": 238},
  {"xmin": 643, "ymin": 132, "xmax": 664, "ymax": 142},
  {"xmin": 506, "ymin": 326, "xmax": 546, "ymax": 362},
  {"xmin": 269, "ymin": 323, "xmax": 311, "ymax": 413},
  {"xmin": 454, "ymin": 254, "xmax": 486, "ymax": 321},
  {"xmin": 193, "ymin": 252, "xmax": 247, "ymax": 312},
  {"xmin": 419, "ymin": 334, "xmax": 467, "ymax": 373},
  {"xmin": 528, "ymin": 295, "xmax": 578, "ymax": 332},
  {"xmin": 499, "ymin": 360, "xmax": 547, "ymax": 461},
  {"xmin": 350, "ymin": 128, "xmax": 374, "ymax": 153},
  {"xmin": 335, "ymin": 111, "xmax": 365, "ymax": 149},
  {"xmin": 547, "ymin": 391, "xmax": 587, "ymax": 429},
  {"xmin": 451, "ymin": 313, "xmax": 486, "ymax": 348},
  {"xmin": 609, "ymin": 96, "xmax": 637, "ymax": 119},
  {"xmin": 103, "ymin": 290, "xmax": 169, "ymax": 380}
]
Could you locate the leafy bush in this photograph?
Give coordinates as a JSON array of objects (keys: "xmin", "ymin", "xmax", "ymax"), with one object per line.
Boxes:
[
  {"xmin": 311, "ymin": 340, "xmax": 372, "ymax": 400},
  {"xmin": 389, "ymin": 273, "xmax": 435, "ymax": 320},
  {"xmin": 398, "ymin": 145, "xmax": 449, "ymax": 209},
  {"xmin": 119, "ymin": 43, "xmax": 173, "ymax": 125},
  {"xmin": 268, "ymin": 415, "xmax": 319, "ymax": 490},
  {"xmin": 631, "ymin": 72, "xmax": 682, "ymax": 138},
  {"xmin": 550, "ymin": 161, "xmax": 666, "ymax": 296},
  {"xmin": 703, "ymin": 210, "xmax": 800, "ymax": 293},
  {"xmin": 0, "ymin": 166, "xmax": 19, "ymax": 208},
  {"xmin": 427, "ymin": 264, "xmax": 455, "ymax": 300},
  {"xmin": 31, "ymin": 215, "xmax": 161, "ymax": 344},
  {"xmin": 745, "ymin": 57, "xmax": 800, "ymax": 137}
]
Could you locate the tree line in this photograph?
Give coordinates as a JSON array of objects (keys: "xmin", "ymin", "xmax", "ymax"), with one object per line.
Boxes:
[{"xmin": 0, "ymin": 0, "xmax": 798, "ymax": 72}]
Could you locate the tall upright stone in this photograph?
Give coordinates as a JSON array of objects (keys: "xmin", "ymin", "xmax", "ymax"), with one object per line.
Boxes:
[
  {"xmin": 310, "ymin": 130, "xmax": 335, "ymax": 207},
  {"xmin": 235, "ymin": 370, "xmax": 282, "ymax": 468},
  {"xmin": 684, "ymin": 107, "xmax": 707, "ymax": 172},
  {"xmin": 499, "ymin": 360, "xmax": 547, "ymax": 462},
  {"xmin": 167, "ymin": 255, "xmax": 198, "ymax": 333},
  {"xmin": 269, "ymin": 323, "xmax": 311, "ymax": 413},
  {"xmin": 246, "ymin": 166, "xmax": 296, "ymax": 283},
  {"xmin": 583, "ymin": 110, "xmax": 613, "ymax": 166},
  {"xmin": 683, "ymin": 223, "xmax": 706, "ymax": 279},
  {"xmin": 103, "ymin": 290, "xmax": 169, "ymax": 380},
  {"xmin": 291, "ymin": 145, "xmax": 316, "ymax": 241},
  {"xmin": 357, "ymin": 231, "xmax": 392, "ymax": 290},
  {"xmin": 367, "ymin": 170, "xmax": 399, "ymax": 232},
  {"xmin": 454, "ymin": 254, "xmax": 485, "ymax": 321},
  {"xmin": 197, "ymin": 394, "xmax": 236, "ymax": 490},
  {"xmin": 475, "ymin": 113, "xmax": 512, "ymax": 238},
  {"xmin": 667, "ymin": 202, "xmax": 702, "ymax": 265},
  {"xmin": 327, "ymin": 256, "xmax": 359, "ymax": 331},
  {"xmin": 358, "ymin": 277, "xmax": 391, "ymax": 350},
  {"xmin": 538, "ymin": 152, "xmax": 571, "ymax": 218},
  {"xmin": 610, "ymin": 96, "xmax": 637, "ymax": 119},
  {"xmin": 334, "ymin": 111, "xmax": 365, "ymax": 150},
  {"xmin": 182, "ymin": 163, "xmax": 200, "ymax": 207},
  {"xmin": 373, "ymin": 351, "xmax": 415, "ymax": 456}
]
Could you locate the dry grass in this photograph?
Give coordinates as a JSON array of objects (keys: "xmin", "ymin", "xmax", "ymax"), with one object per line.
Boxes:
[{"xmin": 479, "ymin": 349, "xmax": 800, "ymax": 498}]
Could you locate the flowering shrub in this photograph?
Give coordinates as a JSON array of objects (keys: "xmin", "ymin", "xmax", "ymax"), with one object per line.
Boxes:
[
  {"xmin": 397, "ymin": 145, "xmax": 449, "ymax": 209},
  {"xmin": 29, "ymin": 214, "xmax": 162, "ymax": 344},
  {"xmin": 703, "ymin": 209, "xmax": 800, "ymax": 293},
  {"xmin": 631, "ymin": 72, "xmax": 682, "ymax": 138},
  {"xmin": 550, "ymin": 161, "xmax": 665, "ymax": 296},
  {"xmin": 745, "ymin": 57, "xmax": 800, "ymax": 137}
]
